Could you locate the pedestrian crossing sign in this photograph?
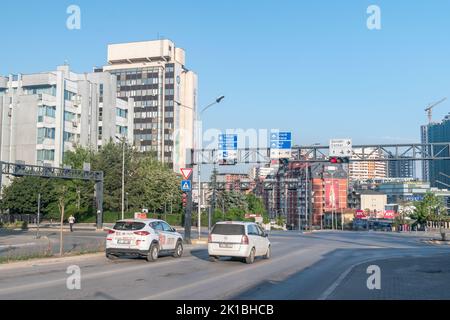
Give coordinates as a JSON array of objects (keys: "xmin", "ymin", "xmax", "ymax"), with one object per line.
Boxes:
[{"xmin": 181, "ymin": 180, "xmax": 192, "ymax": 192}]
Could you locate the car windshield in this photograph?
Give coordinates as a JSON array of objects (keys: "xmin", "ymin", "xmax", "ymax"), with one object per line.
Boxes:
[
  {"xmin": 211, "ymin": 224, "xmax": 245, "ymax": 235},
  {"xmin": 113, "ymin": 222, "xmax": 146, "ymax": 231}
]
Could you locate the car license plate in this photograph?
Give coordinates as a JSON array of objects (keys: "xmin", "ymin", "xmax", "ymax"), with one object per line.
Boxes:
[
  {"xmin": 118, "ymin": 239, "xmax": 131, "ymax": 245},
  {"xmin": 219, "ymin": 243, "xmax": 233, "ymax": 248}
]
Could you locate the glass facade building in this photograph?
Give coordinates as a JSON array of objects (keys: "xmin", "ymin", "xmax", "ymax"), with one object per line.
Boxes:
[{"xmin": 427, "ymin": 115, "xmax": 450, "ymax": 188}]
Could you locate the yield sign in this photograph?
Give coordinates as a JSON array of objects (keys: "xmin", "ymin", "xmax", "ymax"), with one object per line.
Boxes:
[{"xmin": 181, "ymin": 168, "xmax": 193, "ymax": 180}]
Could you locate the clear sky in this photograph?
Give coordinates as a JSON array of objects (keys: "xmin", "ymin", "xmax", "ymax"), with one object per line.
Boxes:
[{"xmin": 1, "ymin": 0, "xmax": 450, "ymax": 146}]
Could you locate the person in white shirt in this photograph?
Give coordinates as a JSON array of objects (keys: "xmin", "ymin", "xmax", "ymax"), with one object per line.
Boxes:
[{"xmin": 68, "ymin": 215, "xmax": 76, "ymax": 232}]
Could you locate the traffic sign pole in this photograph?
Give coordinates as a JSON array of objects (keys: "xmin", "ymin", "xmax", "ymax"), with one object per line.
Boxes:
[{"xmin": 183, "ymin": 156, "xmax": 194, "ymax": 244}]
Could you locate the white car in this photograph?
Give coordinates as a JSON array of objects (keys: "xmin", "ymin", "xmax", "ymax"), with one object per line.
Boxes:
[
  {"xmin": 208, "ymin": 221, "xmax": 271, "ymax": 264},
  {"xmin": 106, "ymin": 219, "xmax": 183, "ymax": 262}
]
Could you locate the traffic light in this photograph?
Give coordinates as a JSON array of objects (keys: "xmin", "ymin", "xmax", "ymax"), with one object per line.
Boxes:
[
  {"xmin": 182, "ymin": 193, "xmax": 188, "ymax": 208},
  {"xmin": 329, "ymin": 157, "xmax": 350, "ymax": 164}
]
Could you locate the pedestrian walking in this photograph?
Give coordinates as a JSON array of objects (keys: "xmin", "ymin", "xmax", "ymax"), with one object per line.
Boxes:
[{"xmin": 68, "ymin": 215, "xmax": 76, "ymax": 232}]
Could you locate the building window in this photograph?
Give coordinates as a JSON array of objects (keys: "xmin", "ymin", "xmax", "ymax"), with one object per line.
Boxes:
[
  {"xmin": 38, "ymin": 105, "xmax": 56, "ymax": 121},
  {"xmin": 116, "ymin": 108, "xmax": 128, "ymax": 119},
  {"xmin": 64, "ymin": 90, "xmax": 76, "ymax": 101},
  {"xmin": 116, "ymin": 125, "xmax": 128, "ymax": 136},
  {"xmin": 64, "ymin": 111, "xmax": 76, "ymax": 122},
  {"xmin": 24, "ymin": 85, "xmax": 56, "ymax": 96},
  {"xmin": 64, "ymin": 131, "xmax": 75, "ymax": 142},
  {"xmin": 37, "ymin": 149, "xmax": 55, "ymax": 161},
  {"xmin": 37, "ymin": 127, "xmax": 56, "ymax": 143}
]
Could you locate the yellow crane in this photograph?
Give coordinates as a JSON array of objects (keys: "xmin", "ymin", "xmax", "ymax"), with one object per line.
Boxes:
[{"xmin": 425, "ymin": 98, "xmax": 447, "ymax": 124}]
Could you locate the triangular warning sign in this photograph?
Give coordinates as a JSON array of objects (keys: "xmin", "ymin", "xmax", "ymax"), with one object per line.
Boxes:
[{"xmin": 181, "ymin": 168, "xmax": 193, "ymax": 180}]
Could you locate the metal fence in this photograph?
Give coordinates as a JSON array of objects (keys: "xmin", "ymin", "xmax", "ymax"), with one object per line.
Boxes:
[{"xmin": 0, "ymin": 214, "xmax": 37, "ymax": 224}]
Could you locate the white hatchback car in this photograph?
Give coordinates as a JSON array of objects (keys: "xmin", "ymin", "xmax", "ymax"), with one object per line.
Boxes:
[
  {"xmin": 106, "ymin": 219, "xmax": 183, "ymax": 262},
  {"xmin": 208, "ymin": 221, "xmax": 271, "ymax": 264}
]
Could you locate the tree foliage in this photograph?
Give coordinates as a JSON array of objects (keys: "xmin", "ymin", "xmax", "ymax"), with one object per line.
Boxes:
[
  {"xmin": 1, "ymin": 141, "xmax": 183, "ymax": 220},
  {"xmin": 411, "ymin": 192, "xmax": 447, "ymax": 224}
]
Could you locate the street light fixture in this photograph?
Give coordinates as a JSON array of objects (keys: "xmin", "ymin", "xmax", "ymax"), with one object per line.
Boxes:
[
  {"xmin": 196, "ymin": 96, "xmax": 225, "ymax": 238},
  {"xmin": 176, "ymin": 96, "xmax": 226, "ymax": 240}
]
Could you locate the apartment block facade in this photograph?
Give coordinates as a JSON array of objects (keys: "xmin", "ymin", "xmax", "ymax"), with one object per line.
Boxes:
[
  {"xmin": 349, "ymin": 148, "xmax": 387, "ymax": 181},
  {"xmin": 0, "ymin": 65, "xmax": 133, "ymax": 168},
  {"xmin": 100, "ymin": 39, "xmax": 198, "ymax": 172}
]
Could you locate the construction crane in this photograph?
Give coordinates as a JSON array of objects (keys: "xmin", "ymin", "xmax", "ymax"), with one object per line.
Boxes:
[{"xmin": 425, "ymin": 98, "xmax": 447, "ymax": 124}]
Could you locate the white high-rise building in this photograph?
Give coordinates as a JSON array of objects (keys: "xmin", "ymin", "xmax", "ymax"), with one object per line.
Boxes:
[
  {"xmin": 349, "ymin": 148, "xmax": 387, "ymax": 181},
  {"xmin": 0, "ymin": 65, "xmax": 133, "ymax": 168},
  {"xmin": 100, "ymin": 39, "xmax": 198, "ymax": 172}
]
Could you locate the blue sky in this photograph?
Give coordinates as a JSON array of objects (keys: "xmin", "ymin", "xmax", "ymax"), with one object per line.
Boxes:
[{"xmin": 1, "ymin": 0, "xmax": 450, "ymax": 146}]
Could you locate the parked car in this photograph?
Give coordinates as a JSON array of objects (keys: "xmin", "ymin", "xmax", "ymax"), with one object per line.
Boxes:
[
  {"xmin": 208, "ymin": 221, "xmax": 271, "ymax": 264},
  {"xmin": 106, "ymin": 219, "xmax": 183, "ymax": 262}
]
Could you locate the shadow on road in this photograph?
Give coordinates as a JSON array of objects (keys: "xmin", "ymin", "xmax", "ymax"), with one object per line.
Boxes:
[{"xmin": 228, "ymin": 247, "xmax": 450, "ymax": 300}]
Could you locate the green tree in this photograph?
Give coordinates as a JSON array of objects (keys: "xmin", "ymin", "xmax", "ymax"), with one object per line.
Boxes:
[
  {"xmin": 127, "ymin": 154, "xmax": 182, "ymax": 214},
  {"xmin": 1, "ymin": 177, "xmax": 56, "ymax": 215},
  {"xmin": 411, "ymin": 192, "xmax": 446, "ymax": 224}
]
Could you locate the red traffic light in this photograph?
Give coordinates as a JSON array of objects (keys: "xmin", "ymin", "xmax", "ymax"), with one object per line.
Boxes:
[{"xmin": 329, "ymin": 157, "xmax": 350, "ymax": 164}]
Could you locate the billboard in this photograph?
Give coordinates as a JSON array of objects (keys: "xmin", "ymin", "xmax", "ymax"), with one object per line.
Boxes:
[
  {"xmin": 355, "ymin": 210, "xmax": 366, "ymax": 219},
  {"xmin": 384, "ymin": 210, "xmax": 396, "ymax": 219},
  {"xmin": 325, "ymin": 179, "xmax": 340, "ymax": 210}
]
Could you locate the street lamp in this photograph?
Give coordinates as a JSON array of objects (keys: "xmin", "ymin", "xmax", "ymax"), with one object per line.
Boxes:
[
  {"xmin": 116, "ymin": 135, "xmax": 126, "ymax": 221},
  {"xmin": 177, "ymin": 95, "xmax": 226, "ymax": 239}
]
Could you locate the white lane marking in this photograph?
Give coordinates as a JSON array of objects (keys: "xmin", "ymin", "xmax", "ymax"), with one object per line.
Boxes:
[
  {"xmin": 0, "ymin": 243, "xmax": 37, "ymax": 249},
  {"xmin": 140, "ymin": 247, "xmax": 310, "ymax": 300},
  {"xmin": 317, "ymin": 250, "xmax": 450, "ymax": 300},
  {"xmin": 0, "ymin": 255, "xmax": 201, "ymax": 295}
]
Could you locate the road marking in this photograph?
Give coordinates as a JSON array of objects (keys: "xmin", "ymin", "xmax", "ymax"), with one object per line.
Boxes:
[
  {"xmin": 0, "ymin": 254, "xmax": 200, "ymax": 296},
  {"xmin": 317, "ymin": 250, "xmax": 450, "ymax": 300},
  {"xmin": 0, "ymin": 243, "xmax": 37, "ymax": 249},
  {"xmin": 140, "ymin": 247, "xmax": 310, "ymax": 300}
]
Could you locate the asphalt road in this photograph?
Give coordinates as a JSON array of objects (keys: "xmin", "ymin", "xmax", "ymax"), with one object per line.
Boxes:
[{"xmin": 0, "ymin": 231, "xmax": 448, "ymax": 300}]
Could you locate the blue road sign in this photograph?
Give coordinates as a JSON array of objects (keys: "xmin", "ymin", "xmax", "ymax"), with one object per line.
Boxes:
[
  {"xmin": 270, "ymin": 141, "xmax": 291, "ymax": 149},
  {"xmin": 181, "ymin": 180, "xmax": 192, "ymax": 192},
  {"xmin": 270, "ymin": 132, "xmax": 292, "ymax": 149},
  {"xmin": 219, "ymin": 134, "xmax": 238, "ymax": 150}
]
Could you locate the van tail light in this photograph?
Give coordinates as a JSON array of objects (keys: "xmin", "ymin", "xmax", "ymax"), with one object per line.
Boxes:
[
  {"xmin": 108, "ymin": 229, "xmax": 115, "ymax": 234},
  {"xmin": 134, "ymin": 231, "xmax": 150, "ymax": 236},
  {"xmin": 241, "ymin": 235, "xmax": 249, "ymax": 245},
  {"xmin": 208, "ymin": 234, "xmax": 212, "ymax": 243}
]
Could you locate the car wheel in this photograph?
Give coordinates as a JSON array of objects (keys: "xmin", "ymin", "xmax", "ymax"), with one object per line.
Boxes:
[
  {"xmin": 106, "ymin": 253, "xmax": 118, "ymax": 260},
  {"xmin": 245, "ymin": 248, "xmax": 256, "ymax": 264},
  {"xmin": 173, "ymin": 241, "xmax": 183, "ymax": 258},
  {"xmin": 263, "ymin": 246, "xmax": 271, "ymax": 259},
  {"xmin": 146, "ymin": 244, "xmax": 159, "ymax": 262},
  {"xmin": 209, "ymin": 256, "xmax": 218, "ymax": 262}
]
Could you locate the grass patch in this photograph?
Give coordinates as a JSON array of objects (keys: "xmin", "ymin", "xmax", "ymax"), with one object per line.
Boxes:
[{"xmin": 0, "ymin": 252, "xmax": 54, "ymax": 265}]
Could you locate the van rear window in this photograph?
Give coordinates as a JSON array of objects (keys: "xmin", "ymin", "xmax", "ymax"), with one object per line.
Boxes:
[
  {"xmin": 211, "ymin": 224, "xmax": 245, "ymax": 235},
  {"xmin": 113, "ymin": 222, "xmax": 146, "ymax": 231}
]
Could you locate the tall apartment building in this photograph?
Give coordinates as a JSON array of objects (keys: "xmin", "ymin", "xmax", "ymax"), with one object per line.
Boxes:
[
  {"xmin": 420, "ymin": 124, "xmax": 430, "ymax": 181},
  {"xmin": 387, "ymin": 156, "xmax": 415, "ymax": 178},
  {"xmin": 422, "ymin": 114, "xmax": 450, "ymax": 187},
  {"xmin": 0, "ymin": 65, "xmax": 133, "ymax": 168},
  {"xmin": 349, "ymin": 148, "xmax": 387, "ymax": 181},
  {"xmin": 100, "ymin": 39, "xmax": 198, "ymax": 172}
]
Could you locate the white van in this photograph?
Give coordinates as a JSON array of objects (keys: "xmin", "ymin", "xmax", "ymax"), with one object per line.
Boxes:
[{"xmin": 208, "ymin": 221, "xmax": 271, "ymax": 264}]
